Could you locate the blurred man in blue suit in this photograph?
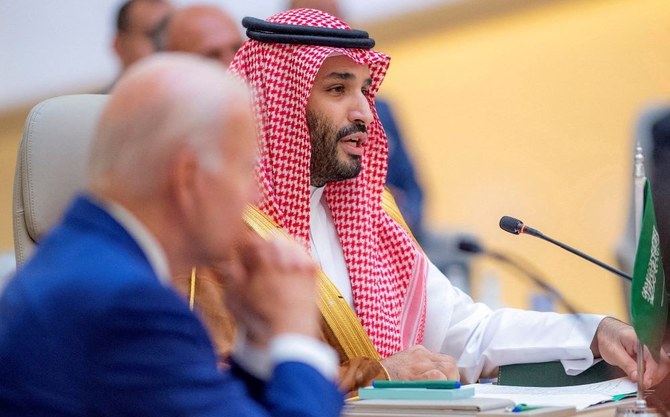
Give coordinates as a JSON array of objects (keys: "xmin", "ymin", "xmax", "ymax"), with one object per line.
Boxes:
[{"xmin": 0, "ymin": 53, "xmax": 343, "ymax": 417}]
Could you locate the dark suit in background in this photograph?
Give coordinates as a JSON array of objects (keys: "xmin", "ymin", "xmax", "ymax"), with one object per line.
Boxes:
[{"xmin": 377, "ymin": 98, "xmax": 425, "ymax": 240}]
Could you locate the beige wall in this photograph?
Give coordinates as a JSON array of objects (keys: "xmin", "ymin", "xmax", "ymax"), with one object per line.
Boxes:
[
  {"xmin": 0, "ymin": 110, "xmax": 29, "ymax": 252},
  {"xmin": 373, "ymin": 0, "xmax": 670, "ymax": 318},
  {"xmin": 1, "ymin": 0, "xmax": 669, "ymax": 319}
]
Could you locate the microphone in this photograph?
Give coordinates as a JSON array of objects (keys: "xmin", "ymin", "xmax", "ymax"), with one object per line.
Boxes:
[
  {"xmin": 499, "ymin": 216, "xmax": 632, "ymax": 282},
  {"xmin": 457, "ymin": 237, "xmax": 581, "ymax": 315}
]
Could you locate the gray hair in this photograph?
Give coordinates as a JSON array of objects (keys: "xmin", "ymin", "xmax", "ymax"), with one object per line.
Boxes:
[{"xmin": 89, "ymin": 53, "xmax": 250, "ymax": 197}]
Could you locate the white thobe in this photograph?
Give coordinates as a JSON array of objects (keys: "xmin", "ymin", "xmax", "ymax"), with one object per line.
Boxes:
[{"xmin": 309, "ymin": 186, "xmax": 604, "ymax": 383}]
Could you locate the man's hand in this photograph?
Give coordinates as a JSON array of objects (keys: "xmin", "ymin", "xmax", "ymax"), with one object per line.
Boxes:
[
  {"xmin": 591, "ymin": 317, "xmax": 670, "ymax": 388},
  {"xmin": 380, "ymin": 345, "xmax": 459, "ymax": 381},
  {"xmin": 218, "ymin": 233, "xmax": 320, "ymax": 347}
]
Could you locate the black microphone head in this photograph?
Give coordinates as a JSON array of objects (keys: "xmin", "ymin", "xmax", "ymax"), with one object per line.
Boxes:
[
  {"xmin": 500, "ymin": 216, "xmax": 524, "ymax": 235},
  {"xmin": 457, "ymin": 238, "xmax": 484, "ymax": 254}
]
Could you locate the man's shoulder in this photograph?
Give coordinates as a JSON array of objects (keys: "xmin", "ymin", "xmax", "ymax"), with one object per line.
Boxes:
[{"xmin": 7, "ymin": 204, "xmax": 157, "ymax": 321}]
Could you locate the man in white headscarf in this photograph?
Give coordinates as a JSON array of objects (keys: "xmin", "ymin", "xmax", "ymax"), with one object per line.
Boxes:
[{"xmin": 225, "ymin": 8, "xmax": 670, "ymax": 391}]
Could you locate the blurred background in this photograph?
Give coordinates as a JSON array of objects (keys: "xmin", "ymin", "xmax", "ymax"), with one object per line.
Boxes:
[{"xmin": 2, "ymin": 0, "xmax": 670, "ymax": 319}]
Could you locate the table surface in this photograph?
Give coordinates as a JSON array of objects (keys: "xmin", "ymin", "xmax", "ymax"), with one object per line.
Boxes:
[
  {"xmin": 578, "ymin": 399, "xmax": 637, "ymax": 417},
  {"xmin": 342, "ymin": 398, "xmax": 642, "ymax": 417}
]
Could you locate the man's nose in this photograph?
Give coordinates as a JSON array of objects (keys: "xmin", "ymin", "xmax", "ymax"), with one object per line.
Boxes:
[{"xmin": 349, "ymin": 94, "xmax": 374, "ymax": 127}]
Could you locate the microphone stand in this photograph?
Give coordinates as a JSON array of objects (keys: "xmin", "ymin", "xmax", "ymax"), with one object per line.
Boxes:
[
  {"xmin": 489, "ymin": 251, "xmax": 582, "ymax": 316},
  {"xmin": 457, "ymin": 239, "xmax": 584, "ymax": 317}
]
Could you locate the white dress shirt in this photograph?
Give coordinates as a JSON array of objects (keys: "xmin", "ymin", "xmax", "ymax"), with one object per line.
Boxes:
[{"xmin": 308, "ymin": 187, "xmax": 604, "ymax": 383}]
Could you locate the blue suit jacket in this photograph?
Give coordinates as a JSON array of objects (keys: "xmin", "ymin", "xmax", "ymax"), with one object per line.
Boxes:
[{"xmin": 0, "ymin": 195, "xmax": 343, "ymax": 417}]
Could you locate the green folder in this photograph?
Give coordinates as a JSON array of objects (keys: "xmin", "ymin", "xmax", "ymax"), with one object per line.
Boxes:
[
  {"xmin": 358, "ymin": 386, "xmax": 475, "ymax": 400},
  {"xmin": 497, "ymin": 360, "xmax": 626, "ymax": 387}
]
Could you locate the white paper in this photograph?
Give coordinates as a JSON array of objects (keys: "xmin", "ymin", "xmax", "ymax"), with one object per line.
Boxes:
[{"xmin": 468, "ymin": 377, "xmax": 637, "ymax": 410}]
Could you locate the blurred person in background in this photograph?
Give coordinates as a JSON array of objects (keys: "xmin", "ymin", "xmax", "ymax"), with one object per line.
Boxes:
[
  {"xmin": 162, "ymin": 4, "xmax": 243, "ymax": 68},
  {"xmin": 112, "ymin": 0, "xmax": 173, "ymax": 73}
]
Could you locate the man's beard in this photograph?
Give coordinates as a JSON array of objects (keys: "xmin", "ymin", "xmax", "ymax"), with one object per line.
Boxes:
[{"xmin": 307, "ymin": 110, "xmax": 367, "ymax": 187}]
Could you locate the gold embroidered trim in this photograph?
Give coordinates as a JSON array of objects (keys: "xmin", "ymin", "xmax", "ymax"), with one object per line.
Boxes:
[
  {"xmin": 378, "ymin": 360, "xmax": 392, "ymax": 381},
  {"xmin": 189, "ymin": 267, "xmax": 196, "ymax": 311}
]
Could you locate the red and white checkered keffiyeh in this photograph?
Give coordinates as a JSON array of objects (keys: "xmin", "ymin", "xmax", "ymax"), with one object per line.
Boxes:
[{"xmin": 229, "ymin": 8, "xmax": 427, "ymax": 358}]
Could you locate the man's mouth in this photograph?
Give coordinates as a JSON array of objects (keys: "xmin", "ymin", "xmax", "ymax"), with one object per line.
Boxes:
[{"xmin": 339, "ymin": 133, "xmax": 368, "ymax": 156}]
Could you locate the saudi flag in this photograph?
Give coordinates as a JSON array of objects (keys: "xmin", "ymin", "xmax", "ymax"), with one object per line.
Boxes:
[{"xmin": 631, "ymin": 179, "xmax": 668, "ymax": 361}]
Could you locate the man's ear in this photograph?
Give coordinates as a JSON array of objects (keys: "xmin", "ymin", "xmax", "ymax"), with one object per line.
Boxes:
[
  {"xmin": 171, "ymin": 148, "xmax": 201, "ymax": 217},
  {"xmin": 113, "ymin": 35, "xmax": 124, "ymax": 59}
]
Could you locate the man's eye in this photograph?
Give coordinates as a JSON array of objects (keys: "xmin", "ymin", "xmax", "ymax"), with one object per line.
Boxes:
[{"xmin": 328, "ymin": 85, "xmax": 345, "ymax": 94}]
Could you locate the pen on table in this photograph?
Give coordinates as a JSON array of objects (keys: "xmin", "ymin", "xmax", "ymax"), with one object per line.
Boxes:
[
  {"xmin": 505, "ymin": 404, "xmax": 541, "ymax": 413},
  {"xmin": 372, "ymin": 380, "xmax": 461, "ymax": 389}
]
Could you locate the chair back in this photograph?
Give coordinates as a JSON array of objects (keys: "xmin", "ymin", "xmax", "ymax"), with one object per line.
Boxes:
[{"xmin": 13, "ymin": 94, "xmax": 108, "ymax": 265}]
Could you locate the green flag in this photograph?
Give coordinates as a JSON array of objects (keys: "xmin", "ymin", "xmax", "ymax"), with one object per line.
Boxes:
[{"xmin": 631, "ymin": 179, "xmax": 668, "ymax": 362}]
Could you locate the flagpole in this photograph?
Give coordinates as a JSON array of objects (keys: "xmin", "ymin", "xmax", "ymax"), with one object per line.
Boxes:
[{"xmin": 633, "ymin": 144, "xmax": 647, "ymax": 408}]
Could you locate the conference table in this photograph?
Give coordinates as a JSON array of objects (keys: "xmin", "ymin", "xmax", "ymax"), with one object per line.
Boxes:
[
  {"xmin": 342, "ymin": 397, "xmax": 657, "ymax": 417},
  {"xmin": 342, "ymin": 373, "xmax": 670, "ymax": 417},
  {"xmin": 581, "ymin": 399, "xmax": 637, "ymax": 417}
]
